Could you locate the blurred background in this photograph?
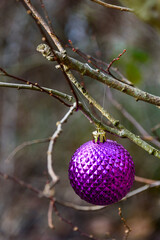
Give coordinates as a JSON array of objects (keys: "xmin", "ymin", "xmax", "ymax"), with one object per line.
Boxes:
[{"xmin": 0, "ymin": 0, "xmax": 160, "ymax": 239}]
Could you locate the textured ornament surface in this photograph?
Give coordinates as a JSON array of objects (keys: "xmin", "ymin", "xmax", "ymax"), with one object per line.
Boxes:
[{"xmin": 68, "ymin": 140, "xmax": 135, "ymax": 205}]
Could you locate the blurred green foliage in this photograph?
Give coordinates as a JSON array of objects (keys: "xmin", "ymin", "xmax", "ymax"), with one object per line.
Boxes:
[
  {"xmin": 126, "ymin": 61, "xmax": 142, "ymax": 84},
  {"xmin": 120, "ymin": 0, "xmax": 160, "ymax": 30},
  {"xmin": 125, "ymin": 48, "xmax": 150, "ymax": 84}
]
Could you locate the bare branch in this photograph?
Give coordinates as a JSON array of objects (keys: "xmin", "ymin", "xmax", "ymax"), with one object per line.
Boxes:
[
  {"xmin": 135, "ymin": 176, "xmax": 156, "ymax": 184},
  {"xmin": 0, "ymin": 68, "xmax": 72, "ymax": 107},
  {"xmin": 90, "ymin": 0, "xmax": 133, "ymax": 12},
  {"xmin": 21, "ymin": 0, "xmax": 51, "ymax": 45},
  {"xmin": 52, "ymin": 203, "xmax": 99, "ymax": 239},
  {"xmin": 22, "ymin": 0, "xmax": 79, "ymax": 108},
  {"xmin": 37, "ymin": 44, "xmax": 160, "ymax": 107},
  {"xmin": 55, "ymin": 199, "xmax": 104, "ymax": 211},
  {"xmin": 107, "ymin": 49, "xmax": 126, "ymax": 73},
  {"xmin": 6, "ymin": 137, "xmax": 50, "ymax": 162},
  {"xmin": 47, "ymin": 103, "xmax": 77, "ymax": 186},
  {"xmin": 124, "ymin": 181, "xmax": 160, "ymax": 199},
  {"xmin": 152, "ymin": 123, "xmax": 160, "ymax": 132},
  {"xmin": 0, "ymin": 171, "xmax": 42, "ymax": 196},
  {"xmin": 118, "ymin": 207, "xmax": 131, "ymax": 240},
  {"xmin": 39, "ymin": 0, "xmax": 54, "ymax": 31},
  {"xmin": 151, "ymin": 123, "xmax": 160, "ymax": 141},
  {"xmin": 48, "ymin": 200, "xmax": 55, "ymax": 229},
  {"xmin": 23, "ymin": 0, "xmax": 64, "ymax": 52},
  {"xmin": 0, "ymin": 81, "xmax": 73, "ymax": 102}
]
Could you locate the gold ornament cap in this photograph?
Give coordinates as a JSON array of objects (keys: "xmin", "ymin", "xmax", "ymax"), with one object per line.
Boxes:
[{"xmin": 92, "ymin": 128, "xmax": 106, "ymax": 143}]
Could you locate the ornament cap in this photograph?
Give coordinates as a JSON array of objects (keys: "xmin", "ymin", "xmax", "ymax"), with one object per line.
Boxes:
[{"xmin": 92, "ymin": 128, "xmax": 106, "ymax": 143}]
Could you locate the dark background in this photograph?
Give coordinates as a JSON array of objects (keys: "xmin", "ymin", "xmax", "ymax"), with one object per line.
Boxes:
[{"xmin": 0, "ymin": 1, "xmax": 160, "ymax": 239}]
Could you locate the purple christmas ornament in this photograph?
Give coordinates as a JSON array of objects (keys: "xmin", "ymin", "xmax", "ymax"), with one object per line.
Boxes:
[{"xmin": 68, "ymin": 130, "xmax": 135, "ymax": 205}]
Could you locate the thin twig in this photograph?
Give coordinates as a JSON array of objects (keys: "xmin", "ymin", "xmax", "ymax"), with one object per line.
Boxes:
[
  {"xmin": 52, "ymin": 204, "xmax": 97, "ymax": 239},
  {"xmin": 47, "ymin": 103, "xmax": 77, "ymax": 185},
  {"xmin": 151, "ymin": 123, "xmax": 160, "ymax": 141},
  {"xmin": 88, "ymin": 54, "xmax": 133, "ymax": 86},
  {"xmin": 118, "ymin": 207, "xmax": 131, "ymax": 240},
  {"xmin": 55, "ymin": 199, "xmax": 104, "ymax": 211},
  {"xmin": 152, "ymin": 123, "xmax": 160, "ymax": 132},
  {"xmin": 89, "ymin": 0, "xmax": 133, "ymax": 12},
  {"xmin": 0, "ymin": 81, "xmax": 73, "ymax": 102},
  {"xmin": 135, "ymin": 175, "xmax": 156, "ymax": 184},
  {"xmin": 48, "ymin": 200, "xmax": 55, "ymax": 229},
  {"xmin": 0, "ymin": 171, "xmax": 41, "ymax": 195},
  {"xmin": 124, "ymin": 181, "xmax": 160, "ymax": 199},
  {"xmin": 107, "ymin": 49, "xmax": 126, "ymax": 73},
  {"xmin": 0, "ymin": 68, "xmax": 72, "ymax": 107},
  {"xmin": 6, "ymin": 137, "xmax": 50, "ymax": 162},
  {"xmin": 40, "ymin": 0, "xmax": 54, "ymax": 32}
]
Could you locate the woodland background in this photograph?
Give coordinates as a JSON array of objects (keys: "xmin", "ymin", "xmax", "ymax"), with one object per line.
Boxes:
[{"xmin": 0, "ymin": 0, "xmax": 160, "ymax": 240}]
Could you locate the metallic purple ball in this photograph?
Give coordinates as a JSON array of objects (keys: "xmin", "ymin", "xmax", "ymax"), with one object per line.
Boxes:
[{"xmin": 68, "ymin": 140, "xmax": 135, "ymax": 205}]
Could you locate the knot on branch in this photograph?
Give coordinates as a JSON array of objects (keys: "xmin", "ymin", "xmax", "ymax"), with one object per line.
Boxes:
[{"xmin": 37, "ymin": 43, "xmax": 54, "ymax": 61}]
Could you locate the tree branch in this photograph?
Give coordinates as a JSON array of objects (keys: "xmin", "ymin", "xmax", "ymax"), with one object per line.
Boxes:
[
  {"xmin": 22, "ymin": 0, "xmax": 79, "ymax": 109},
  {"xmin": 89, "ymin": 0, "xmax": 133, "ymax": 12},
  {"xmin": 118, "ymin": 207, "xmax": 131, "ymax": 240},
  {"xmin": 48, "ymin": 200, "xmax": 55, "ymax": 229},
  {"xmin": 47, "ymin": 102, "xmax": 77, "ymax": 186},
  {"xmin": 5, "ymin": 137, "xmax": 50, "ymax": 162},
  {"xmin": 37, "ymin": 44, "xmax": 160, "ymax": 107},
  {"xmin": 0, "ymin": 68, "xmax": 72, "ymax": 107},
  {"xmin": 134, "ymin": 175, "xmax": 156, "ymax": 184},
  {"xmin": 0, "ymin": 81, "xmax": 73, "ymax": 102},
  {"xmin": 23, "ymin": 0, "xmax": 64, "ymax": 52}
]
